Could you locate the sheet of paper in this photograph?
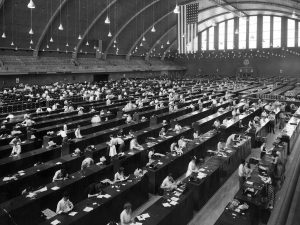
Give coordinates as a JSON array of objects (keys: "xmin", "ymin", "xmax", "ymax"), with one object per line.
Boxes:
[
  {"xmin": 128, "ymin": 152, "xmax": 134, "ymax": 155},
  {"xmin": 51, "ymin": 219, "xmax": 61, "ymax": 225},
  {"xmin": 246, "ymin": 181, "xmax": 254, "ymax": 185},
  {"xmin": 83, "ymin": 207, "xmax": 93, "ymax": 212},
  {"xmin": 103, "ymin": 194, "xmax": 111, "ymax": 198},
  {"xmin": 68, "ymin": 211, "xmax": 78, "ymax": 216},
  {"xmin": 171, "ymin": 197, "xmax": 179, "ymax": 202},
  {"xmin": 170, "ymin": 201, "xmax": 178, "ymax": 206},
  {"xmin": 37, "ymin": 187, "xmax": 48, "ymax": 192},
  {"xmin": 51, "ymin": 186, "xmax": 60, "ymax": 191},
  {"xmin": 143, "ymin": 213, "xmax": 150, "ymax": 218},
  {"xmin": 162, "ymin": 203, "xmax": 171, "ymax": 207}
]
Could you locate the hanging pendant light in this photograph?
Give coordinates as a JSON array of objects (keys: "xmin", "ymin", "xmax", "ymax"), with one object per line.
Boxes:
[
  {"xmin": 167, "ymin": 40, "xmax": 170, "ymax": 45},
  {"xmin": 86, "ymin": 41, "xmax": 89, "ymax": 46},
  {"xmin": 50, "ymin": 37, "xmax": 54, "ymax": 42},
  {"xmin": 140, "ymin": 42, "xmax": 143, "ymax": 47},
  {"xmin": 78, "ymin": 34, "xmax": 82, "ymax": 40},
  {"xmin": 46, "ymin": 44, "xmax": 49, "ymax": 48},
  {"xmin": 113, "ymin": 39, "xmax": 117, "ymax": 43},
  {"xmin": 29, "ymin": 28, "xmax": 34, "ymax": 35},
  {"xmin": 235, "ymin": 29, "xmax": 239, "ymax": 34},
  {"xmin": 11, "ymin": 41, "xmax": 14, "ymax": 46},
  {"xmin": 292, "ymin": 10, "xmax": 297, "ymax": 19},
  {"xmin": 142, "ymin": 36, "xmax": 146, "ymax": 41},
  {"xmin": 57, "ymin": 48, "xmax": 60, "ymax": 51},
  {"xmin": 173, "ymin": 4, "xmax": 180, "ymax": 14},
  {"xmin": 161, "ymin": 44, "xmax": 164, "ymax": 49},
  {"xmin": 30, "ymin": 39, "xmax": 33, "ymax": 45},
  {"xmin": 27, "ymin": 0, "xmax": 35, "ymax": 9},
  {"xmin": 58, "ymin": 23, "xmax": 64, "ymax": 31},
  {"xmin": 93, "ymin": 45, "xmax": 97, "ymax": 50},
  {"xmin": 105, "ymin": 15, "xmax": 110, "ymax": 24},
  {"xmin": 15, "ymin": 46, "xmax": 18, "ymax": 51},
  {"xmin": 151, "ymin": 26, "xmax": 156, "ymax": 32},
  {"xmin": 108, "ymin": 31, "xmax": 112, "ymax": 37},
  {"xmin": 1, "ymin": 32, "xmax": 6, "ymax": 39},
  {"xmin": 66, "ymin": 43, "xmax": 69, "ymax": 47}
]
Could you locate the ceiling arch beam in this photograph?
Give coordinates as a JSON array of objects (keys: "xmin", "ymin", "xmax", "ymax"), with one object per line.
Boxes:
[
  {"xmin": 102, "ymin": 0, "xmax": 160, "ymax": 60},
  {"xmin": 72, "ymin": 0, "xmax": 117, "ymax": 59},
  {"xmin": 145, "ymin": 24, "xmax": 176, "ymax": 61},
  {"xmin": 161, "ymin": 39, "xmax": 177, "ymax": 61},
  {"xmin": 33, "ymin": 0, "xmax": 69, "ymax": 57},
  {"xmin": 126, "ymin": 11, "xmax": 174, "ymax": 60}
]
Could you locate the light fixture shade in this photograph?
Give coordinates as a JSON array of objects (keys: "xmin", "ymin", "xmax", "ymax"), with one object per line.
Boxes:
[
  {"xmin": 27, "ymin": 0, "xmax": 35, "ymax": 9},
  {"xmin": 1, "ymin": 32, "xmax": 6, "ymax": 39},
  {"xmin": 108, "ymin": 31, "xmax": 112, "ymax": 37},
  {"xmin": 140, "ymin": 42, "xmax": 143, "ymax": 46},
  {"xmin": 142, "ymin": 36, "xmax": 146, "ymax": 41},
  {"xmin": 78, "ymin": 34, "xmax": 82, "ymax": 40},
  {"xmin": 29, "ymin": 28, "xmax": 34, "ymax": 35},
  {"xmin": 57, "ymin": 48, "xmax": 60, "ymax": 51},
  {"xmin": 30, "ymin": 39, "xmax": 33, "ymax": 44},
  {"xmin": 46, "ymin": 44, "xmax": 49, "ymax": 48},
  {"xmin": 105, "ymin": 16, "xmax": 110, "ymax": 24},
  {"xmin": 292, "ymin": 10, "xmax": 297, "ymax": 19},
  {"xmin": 151, "ymin": 26, "xmax": 156, "ymax": 32},
  {"xmin": 10, "ymin": 41, "xmax": 14, "ymax": 46},
  {"xmin": 113, "ymin": 40, "xmax": 117, "ymax": 43},
  {"xmin": 167, "ymin": 40, "xmax": 170, "ymax": 45},
  {"xmin": 66, "ymin": 43, "xmax": 69, "ymax": 47},
  {"xmin": 173, "ymin": 4, "xmax": 180, "ymax": 14},
  {"xmin": 86, "ymin": 41, "xmax": 89, "ymax": 46},
  {"xmin": 161, "ymin": 44, "xmax": 164, "ymax": 49},
  {"xmin": 58, "ymin": 23, "xmax": 64, "ymax": 31},
  {"xmin": 234, "ymin": 29, "xmax": 239, "ymax": 34},
  {"xmin": 113, "ymin": 44, "xmax": 116, "ymax": 48},
  {"xmin": 50, "ymin": 37, "xmax": 54, "ymax": 42},
  {"xmin": 93, "ymin": 45, "xmax": 97, "ymax": 49}
]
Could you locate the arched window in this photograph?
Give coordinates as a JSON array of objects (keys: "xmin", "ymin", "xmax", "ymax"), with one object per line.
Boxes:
[
  {"xmin": 287, "ymin": 19, "xmax": 296, "ymax": 47},
  {"xmin": 227, "ymin": 19, "xmax": 234, "ymax": 50},
  {"xmin": 239, "ymin": 18, "xmax": 247, "ymax": 49},
  {"xmin": 262, "ymin": 16, "xmax": 271, "ymax": 48}
]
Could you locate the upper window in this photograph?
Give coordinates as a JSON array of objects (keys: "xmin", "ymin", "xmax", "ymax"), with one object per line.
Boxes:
[
  {"xmin": 201, "ymin": 30, "xmax": 207, "ymax": 50},
  {"xmin": 239, "ymin": 17, "xmax": 247, "ymax": 49},
  {"xmin": 218, "ymin": 22, "xmax": 225, "ymax": 50},
  {"xmin": 262, "ymin": 16, "xmax": 270, "ymax": 48},
  {"xmin": 248, "ymin": 16, "xmax": 257, "ymax": 49},
  {"xmin": 273, "ymin": 17, "xmax": 281, "ymax": 48},
  {"xmin": 287, "ymin": 19, "xmax": 296, "ymax": 47},
  {"xmin": 208, "ymin": 27, "xmax": 215, "ymax": 50},
  {"xmin": 227, "ymin": 19, "xmax": 234, "ymax": 50}
]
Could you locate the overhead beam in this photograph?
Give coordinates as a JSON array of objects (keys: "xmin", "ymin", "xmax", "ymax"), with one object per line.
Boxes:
[
  {"xmin": 102, "ymin": 0, "xmax": 160, "ymax": 60},
  {"xmin": 145, "ymin": 24, "xmax": 176, "ymax": 61},
  {"xmin": 161, "ymin": 39, "xmax": 177, "ymax": 60},
  {"xmin": 126, "ymin": 11, "xmax": 174, "ymax": 60},
  {"xmin": 209, "ymin": 0, "xmax": 248, "ymax": 17},
  {"xmin": 72, "ymin": 0, "xmax": 117, "ymax": 59},
  {"xmin": 33, "ymin": 0, "xmax": 69, "ymax": 57}
]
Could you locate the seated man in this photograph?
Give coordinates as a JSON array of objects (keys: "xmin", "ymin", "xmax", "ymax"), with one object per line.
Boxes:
[
  {"xmin": 159, "ymin": 127, "xmax": 166, "ymax": 138},
  {"xmin": 56, "ymin": 192, "xmax": 74, "ymax": 214},
  {"xmin": 86, "ymin": 182, "xmax": 105, "ymax": 198},
  {"xmin": 129, "ymin": 136, "xmax": 143, "ymax": 151},
  {"xmin": 114, "ymin": 167, "xmax": 129, "ymax": 183},
  {"xmin": 160, "ymin": 173, "xmax": 177, "ymax": 191},
  {"xmin": 178, "ymin": 136, "xmax": 187, "ymax": 150},
  {"xmin": 52, "ymin": 168, "xmax": 69, "ymax": 182},
  {"xmin": 225, "ymin": 134, "xmax": 239, "ymax": 149},
  {"xmin": 74, "ymin": 125, "xmax": 83, "ymax": 139}
]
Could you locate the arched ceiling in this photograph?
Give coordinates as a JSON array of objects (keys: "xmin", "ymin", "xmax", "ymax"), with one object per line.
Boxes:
[{"xmin": 0, "ymin": 0, "xmax": 299, "ymax": 60}]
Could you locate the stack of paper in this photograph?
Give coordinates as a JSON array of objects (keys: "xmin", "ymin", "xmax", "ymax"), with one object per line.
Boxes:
[
  {"xmin": 51, "ymin": 186, "xmax": 60, "ymax": 191},
  {"xmin": 162, "ymin": 203, "xmax": 171, "ymax": 207},
  {"xmin": 68, "ymin": 211, "xmax": 78, "ymax": 216},
  {"xmin": 197, "ymin": 172, "xmax": 207, "ymax": 179},
  {"xmin": 51, "ymin": 219, "xmax": 61, "ymax": 225}
]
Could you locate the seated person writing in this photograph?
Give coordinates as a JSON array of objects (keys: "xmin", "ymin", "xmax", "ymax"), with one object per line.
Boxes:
[
  {"xmin": 174, "ymin": 122, "xmax": 182, "ymax": 132},
  {"xmin": 160, "ymin": 173, "xmax": 178, "ymax": 192},
  {"xmin": 159, "ymin": 127, "xmax": 166, "ymax": 138},
  {"xmin": 114, "ymin": 167, "xmax": 129, "ymax": 183},
  {"xmin": 170, "ymin": 141, "xmax": 182, "ymax": 154},
  {"xmin": 81, "ymin": 157, "xmax": 94, "ymax": 170},
  {"xmin": 56, "ymin": 192, "xmax": 74, "ymax": 214},
  {"xmin": 52, "ymin": 168, "xmax": 69, "ymax": 182},
  {"xmin": 225, "ymin": 134, "xmax": 240, "ymax": 149},
  {"xmin": 193, "ymin": 130, "xmax": 199, "ymax": 139},
  {"xmin": 129, "ymin": 136, "xmax": 143, "ymax": 151},
  {"xmin": 86, "ymin": 182, "xmax": 105, "ymax": 198},
  {"xmin": 186, "ymin": 156, "xmax": 199, "ymax": 177},
  {"xmin": 178, "ymin": 136, "xmax": 187, "ymax": 150}
]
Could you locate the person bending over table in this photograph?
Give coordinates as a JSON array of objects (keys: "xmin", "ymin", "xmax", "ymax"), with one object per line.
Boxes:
[
  {"xmin": 217, "ymin": 139, "xmax": 226, "ymax": 152},
  {"xmin": 225, "ymin": 134, "xmax": 240, "ymax": 149},
  {"xmin": 120, "ymin": 202, "xmax": 135, "ymax": 225},
  {"xmin": 186, "ymin": 156, "xmax": 199, "ymax": 177},
  {"xmin": 193, "ymin": 130, "xmax": 199, "ymax": 139},
  {"xmin": 159, "ymin": 127, "xmax": 166, "ymax": 138},
  {"xmin": 114, "ymin": 167, "xmax": 129, "ymax": 183},
  {"xmin": 174, "ymin": 122, "xmax": 182, "ymax": 132},
  {"xmin": 147, "ymin": 148, "xmax": 164, "ymax": 166},
  {"xmin": 53, "ymin": 168, "xmax": 69, "ymax": 182},
  {"xmin": 170, "ymin": 141, "xmax": 182, "ymax": 155},
  {"xmin": 81, "ymin": 157, "xmax": 94, "ymax": 170},
  {"xmin": 56, "ymin": 192, "xmax": 74, "ymax": 214},
  {"xmin": 130, "ymin": 136, "xmax": 143, "ymax": 151},
  {"xmin": 238, "ymin": 160, "xmax": 247, "ymax": 188},
  {"xmin": 178, "ymin": 136, "xmax": 187, "ymax": 150},
  {"xmin": 86, "ymin": 182, "xmax": 105, "ymax": 198},
  {"xmin": 160, "ymin": 173, "xmax": 178, "ymax": 191}
]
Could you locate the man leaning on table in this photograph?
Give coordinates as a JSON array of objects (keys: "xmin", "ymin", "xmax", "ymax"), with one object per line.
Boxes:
[{"xmin": 56, "ymin": 192, "xmax": 74, "ymax": 214}]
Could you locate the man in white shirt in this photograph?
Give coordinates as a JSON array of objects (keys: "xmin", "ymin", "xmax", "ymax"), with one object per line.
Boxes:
[
  {"xmin": 56, "ymin": 192, "xmax": 74, "ymax": 214},
  {"xmin": 238, "ymin": 160, "xmax": 246, "ymax": 188},
  {"xmin": 74, "ymin": 125, "xmax": 83, "ymax": 139},
  {"xmin": 225, "ymin": 134, "xmax": 239, "ymax": 149},
  {"xmin": 129, "ymin": 137, "xmax": 143, "ymax": 151},
  {"xmin": 160, "ymin": 173, "xmax": 177, "ymax": 191}
]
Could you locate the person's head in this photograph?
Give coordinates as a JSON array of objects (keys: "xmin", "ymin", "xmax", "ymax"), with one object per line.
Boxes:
[
  {"xmin": 168, "ymin": 173, "xmax": 173, "ymax": 179},
  {"xmin": 119, "ymin": 167, "xmax": 124, "ymax": 174},
  {"xmin": 124, "ymin": 202, "xmax": 132, "ymax": 213},
  {"xmin": 62, "ymin": 191, "xmax": 70, "ymax": 201},
  {"xmin": 77, "ymin": 125, "xmax": 80, "ymax": 129},
  {"xmin": 180, "ymin": 136, "xmax": 184, "ymax": 140},
  {"xmin": 191, "ymin": 156, "xmax": 196, "ymax": 162},
  {"xmin": 61, "ymin": 168, "xmax": 67, "ymax": 177},
  {"xmin": 161, "ymin": 127, "xmax": 165, "ymax": 132},
  {"xmin": 234, "ymin": 134, "xmax": 239, "ymax": 140},
  {"xmin": 241, "ymin": 159, "xmax": 245, "ymax": 165},
  {"xmin": 109, "ymin": 134, "xmax": 113, "ymax": 139}
]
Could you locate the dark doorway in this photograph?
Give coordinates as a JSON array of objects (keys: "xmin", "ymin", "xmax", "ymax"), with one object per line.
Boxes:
[{"xmin": 94, "ymin": 74, "xmax": 109, "ymax": 82}]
